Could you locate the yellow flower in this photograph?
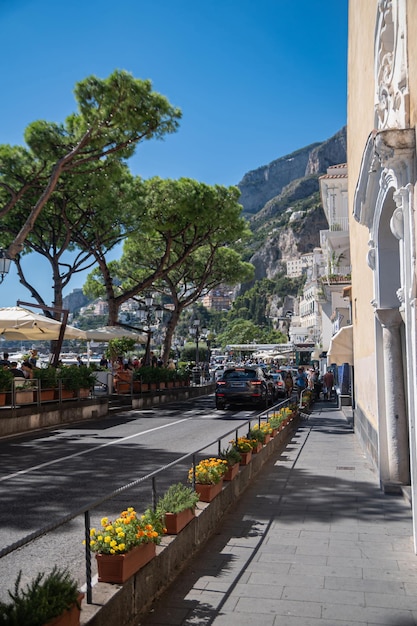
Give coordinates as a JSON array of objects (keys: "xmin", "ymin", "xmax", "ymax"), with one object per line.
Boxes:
[
  {"xmin": 118, "ymin": 543, "xmax": 126, "ymax": 551},
  {"xmin": 110, "ymin": 540, "xmax": 117, "ymax": 548},
  {"xmin": 101, "ymin": 517, "xmax": 108, "ymax": 526},
  {"xmin": 104, "ymin": 536, "xmax": 111, "ymax": 543}
]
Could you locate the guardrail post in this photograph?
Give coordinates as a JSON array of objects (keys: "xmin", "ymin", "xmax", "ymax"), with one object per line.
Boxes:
[
  {"xmin": 152, "ymin": 477, "xmax": 157, "ymax": 511},
  {"xmin": 84, "ymin": 510, "xmax": 92, "ymax": 604},
  {"xmin": 192, "ymin": 454, "xmax": 196, "ymax": 489}
]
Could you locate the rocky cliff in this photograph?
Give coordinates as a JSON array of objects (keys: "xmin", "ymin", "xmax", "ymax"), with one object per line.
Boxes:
[{"xmin": 237, "ymin": 127, "xmax": 347, "ymax": 282}]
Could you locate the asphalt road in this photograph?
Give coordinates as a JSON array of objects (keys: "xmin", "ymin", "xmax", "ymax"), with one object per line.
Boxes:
[{"xmin": 0, "ymin": 393, "xmax": 264, "ymax": 601}]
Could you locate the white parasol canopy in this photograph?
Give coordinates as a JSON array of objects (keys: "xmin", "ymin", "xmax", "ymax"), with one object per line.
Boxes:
[
  {"xmin": 0, "ymin": 306, "xmax": 87, "ymax": 341},
  {"xmin": 83, "ymin": 326, "xmax": 147, "ymax": 343},
  {"xmin": 327, "ymin": 325, "xmax": 354, "ymax": 366}
]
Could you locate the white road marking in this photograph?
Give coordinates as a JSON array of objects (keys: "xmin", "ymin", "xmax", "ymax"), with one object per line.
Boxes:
[{"xmin": 0, "ymin": 418, "xmax": 189, "ymax": 482}]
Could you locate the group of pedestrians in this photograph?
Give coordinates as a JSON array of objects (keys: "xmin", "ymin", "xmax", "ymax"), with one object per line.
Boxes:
[
  {"xmin": 0, "ymin": 351, "xmax": 38, "ymax": 381},
  {"xmin": 294, "ymin": 365, "xmax": 335, "ymax": 401}
]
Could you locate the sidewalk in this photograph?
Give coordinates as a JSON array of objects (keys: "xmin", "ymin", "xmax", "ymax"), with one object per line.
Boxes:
[{"xmin": 141, "ymin": 400, "xmax": 417, "ymax": 626}]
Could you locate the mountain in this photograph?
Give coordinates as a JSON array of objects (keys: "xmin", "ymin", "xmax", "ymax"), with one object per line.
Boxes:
[{"xmin": 236, "ymin": 127, "xmax": 347, "ymax": 281}]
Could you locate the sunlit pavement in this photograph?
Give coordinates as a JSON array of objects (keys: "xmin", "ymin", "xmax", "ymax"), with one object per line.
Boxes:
[{"xmin": 141, "ymin": 401, "xmax": 417, "ymax": 626}]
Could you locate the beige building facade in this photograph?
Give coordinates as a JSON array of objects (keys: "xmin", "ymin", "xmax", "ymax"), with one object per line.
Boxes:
[{"xmin": 348, "ymin": 0, "xmax": 417, "ymax": 549}]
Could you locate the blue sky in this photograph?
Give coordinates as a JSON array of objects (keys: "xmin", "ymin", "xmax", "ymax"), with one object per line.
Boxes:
[{"xmin": 0, "ymin": 0, "xmax": 348, "ymax": 307}]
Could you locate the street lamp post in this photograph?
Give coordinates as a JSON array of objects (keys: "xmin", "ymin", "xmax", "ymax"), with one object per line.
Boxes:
[
  {"xmin": 189, "ymin": 319, "xmax": 208, "ymax": 366},
  {"xmin": 138, "ymin": 294, "xmax": 163, "ymax": 366},
  {"xmin": 0, "ymin": 249, "xmax": 12, "ymax": 284}
]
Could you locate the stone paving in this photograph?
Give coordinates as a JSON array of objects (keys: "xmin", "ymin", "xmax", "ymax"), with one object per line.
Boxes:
[{"xmin": 139, "ymin": 401, "xmax": 417, "ymax": 626}]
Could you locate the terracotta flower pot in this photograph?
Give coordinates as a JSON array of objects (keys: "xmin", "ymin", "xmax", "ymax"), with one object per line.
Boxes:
[
  {"xmin": 38, "ymin": 389, "xmax": 55, "ymax": 402},
  {"xmin": 195, "ymin": 480, "xmax": 223, "ymax": 502},
  {"xmin": 15, "ymin": 390, "xmax": 35, "ymax": 404},
  {"xmin": 252, "ymin": 442, "xmax": 263, "ymax": 454},
  {"xmin": 44, "ymin": 593, "xmax": 84, "ymax": 626},
  {"xmin": 239, "ymin": 451, "xmax": 252, "ymax": 465},
  {"xmin": 263, "ymin": 434, "xmax": 271, "ymax": 444},
  {"xmin": 164, "ymin": 508, "xmax": 195, "ymax": 534},
  {"xmin": 223, "ymin": 463, "xmax": 239, "ymax": 481},
  {"xmin": 96, "ymin": 542, "xmax": 156, "ymax": 584}
]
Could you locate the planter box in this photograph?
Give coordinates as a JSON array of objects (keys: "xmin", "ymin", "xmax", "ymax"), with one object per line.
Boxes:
[
  {"xmin": 223, "ymin": 463, "xmax": 239, "ymax": 481},
  {"xmin": 44, "ymin": 593, "xmax": 84, "ymax": 626},
  {"xmin": 116, "ymin": 381, "xmax": 131, "ymax": 394},
  {"xmin": 252, "ymin": 442, "xmax": 263, "ymax": 454},
  {"xmin": 195, "ymin": 480, "xmax": 223, "ymax": 502},
  {"xmin": 15, "ymin": 390, "xmax": 35, "ymax": 404},
  {"xmin": 96, "ymin": 543, "xmax": 156, "ymax": 584},
  {"xmin": 264, "ymin": 434, "xmax": 271, "ymax": 444},
  {"xmin": 56, "ymin": 389, "xmax": 76, "ymax": 400},
  {"xmin": 38, "ymin": 389, "xmax": 56, "ymax": 402},
  {"xmin": 0, "ymin": 392, "xmax": 6, "ymax": 406},
  {"xmin": 239, "ymin": 451, "xmax": 252, "ymax": 465},
  {"xmin": 164, "ymin": 508, "xmax": 195, "ymax": 534}
]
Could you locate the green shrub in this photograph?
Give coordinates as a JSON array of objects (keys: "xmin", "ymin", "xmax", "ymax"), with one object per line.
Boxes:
[
  {"xmin": 0, "ymin": 368, "xmax": 13, "ymax": 392},
  {"xmin": 0, "ymin": 567, "xmax": 80, "ymax": 626},
  {"xmin": 156, "ymin": 483, "xmax": 200, "ymax": 516}
]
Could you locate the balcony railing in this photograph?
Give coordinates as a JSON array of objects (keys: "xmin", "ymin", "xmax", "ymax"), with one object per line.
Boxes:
[{"xmin": 328, "ymin": 216, "xmax": 349, "ymax": 231}]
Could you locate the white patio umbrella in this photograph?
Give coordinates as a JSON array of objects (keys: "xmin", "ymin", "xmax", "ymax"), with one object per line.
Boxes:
[
  {"xmin": 0, "ymin": 306, "xmax": 87, "ymax": 341},
  {"xmin": 327, "ymin": 325, "xmax": 354, "ymax": 366},
  {"xmin": 83, "ymin": 326, "xmax": 147, "ymax": 343}
]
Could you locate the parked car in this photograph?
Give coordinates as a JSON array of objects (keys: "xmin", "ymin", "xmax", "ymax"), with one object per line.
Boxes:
[
  {"xmin": 268, "ymin": 371, "xmax": 286, "ymax": 398},
  {"xmin": 215, "ymin": 366, "xmax": 274, "ymax": 409},
  {"xmin": 211, "ymin": 362, "xmax": 236, "ymax": 382}
]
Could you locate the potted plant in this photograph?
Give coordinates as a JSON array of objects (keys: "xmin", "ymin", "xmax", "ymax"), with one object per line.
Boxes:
[
  {"xmin": 250, "ymin": 421, "xmax": 273, "ymax": 444},
  {"xmin": 33, "ymin": 366, "xmax": 57, "ymax": 401},
  {"xmin": 0, "ymin": 567, "xmax": 83, "ymax": 626},
  {"xmin": 14, "ymin": 378, "xmax": 36, "ymax": 405},
  {"xmin": 0, "ymin": 367, "xmax": 13, "ymax": 406},
  {"xmin": 188, "ymin": 457, "xmax": 228, "ymax": 502},
  {"xmin": 57, "ymin": 365, "xmax": 96, "ymax": 398},
  {"xmin": 136, "ymin": 366, "xmax": 162, "ymax": 390},
  {"xmin": 219, "ymin": 445, "xmax": 241, "ymax": 481},
  {"xmin": 155, "ymin": 483, "xmax": 200, "ymax": 534},
  {"xmin": 230, "ymin": 437, "xmax": 253, "ymax": 465},
  {"xmin": 88, "ymin": 506, "xmax": 161, "ymax": 584}
]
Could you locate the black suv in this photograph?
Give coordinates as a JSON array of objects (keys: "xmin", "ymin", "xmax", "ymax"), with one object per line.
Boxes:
[{"xmin": 215, "ymin": 366, "xmax": 273, "ymax": 409}]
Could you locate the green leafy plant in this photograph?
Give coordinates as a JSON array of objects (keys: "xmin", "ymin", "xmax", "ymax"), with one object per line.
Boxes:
[
  {"xmin": 0, "ymin": 567, "xmax": 80, "ymax": 626},
  {"xmin": 32, "ymin": 366, "xmax": 57, "ymax": 388},
  {"xmin": 134, "ymin": 366, "xmax": 164, "ymax": 384},
  {"xmin": 57, "ymin": 365, "xmax": 96, "ymax": 391},
  {"xmin": 219, "ymin": 445, "xmax": 242, "ymax": 467},
  {"xmin": 156, "ymin": 483, "xmax": 200, "ymax": 516},
  {"xmin": 106, "ymin": 337, "xmax": 137, "ymax": 363},
  {"xmin": 248, "ymin": 427, "xmax": 266, "ymax": 444},
  {"xmin": 0, "ymin": 368, "xmax": 13, "ymax": 392}
]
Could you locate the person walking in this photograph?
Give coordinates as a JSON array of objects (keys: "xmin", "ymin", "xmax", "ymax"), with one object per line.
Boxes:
[
  {"xmin": 284, "ymin": 371, "xmax": 293, "ymax": 398},
  {"xmin": 322, "ymin": 368, "xmax": 335, "ymax": 401},
  {"xmin": 295, "ymin": 366, "xmax": 307, "ymax": 400}
]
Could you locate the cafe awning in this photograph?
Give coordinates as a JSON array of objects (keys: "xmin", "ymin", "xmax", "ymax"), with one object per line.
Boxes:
[
  {"xmin": 327, "ymin": 325, "xmax": 353, "ymax": 366},
  {"xmin": 0, "ymin": 306, "xmax": 87, "ymax": 341}
]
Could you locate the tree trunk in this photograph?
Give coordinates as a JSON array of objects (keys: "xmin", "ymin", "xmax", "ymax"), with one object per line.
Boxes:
[{"xmin": 161, "ymin": 308, "xmax": 181, "ymax": 365}]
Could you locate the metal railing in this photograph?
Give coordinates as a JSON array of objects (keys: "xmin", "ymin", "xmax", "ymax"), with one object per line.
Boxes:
[{"xmin": 0, "ymin": 396, "xmax": 293, "ymax": 604}]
